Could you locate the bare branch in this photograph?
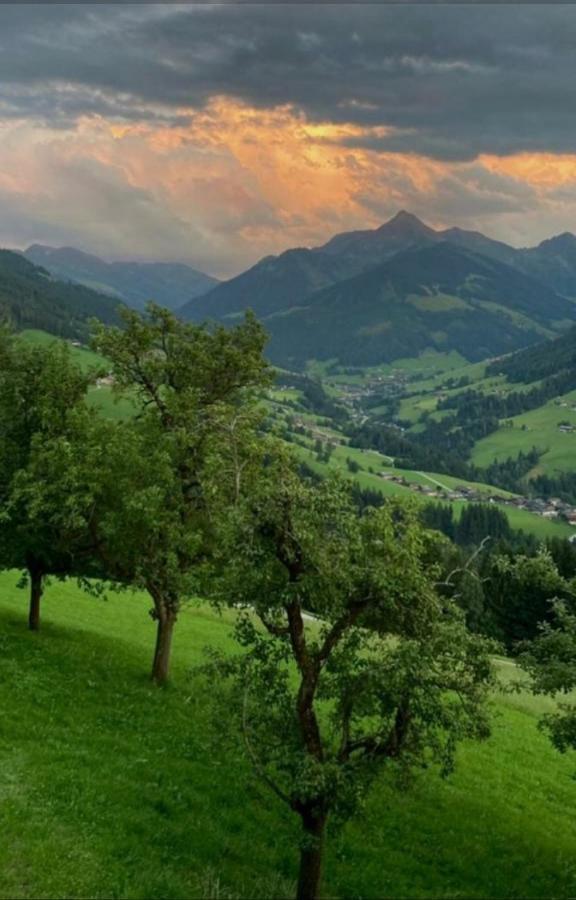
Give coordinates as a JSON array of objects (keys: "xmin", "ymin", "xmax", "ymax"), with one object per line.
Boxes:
[{"xmin": 437, "ymin": 535, "xmax": 492, "ymax": 593}]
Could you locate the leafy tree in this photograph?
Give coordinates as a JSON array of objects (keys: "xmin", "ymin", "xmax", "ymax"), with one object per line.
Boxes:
[
  {"xmin": 91, "ymin": 304, "xmax": 270, "ymax": 683},
  {"xmin": 517, "ymin": 600, "xmax": 576, "ymax": 754},
  {"xmin": 484, "ymin": 551, "xmax": 575, "ymax": 646},
  {"xmin": 0, "ymin": 330, "xmax": 95, "ymax": 629},
  {"xmin": 213, "ymin": 459, "xmax": 494, "ymax": 900}
]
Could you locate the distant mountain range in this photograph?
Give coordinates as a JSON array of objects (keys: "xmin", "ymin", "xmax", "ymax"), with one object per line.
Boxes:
[
  {"xmin": 181, "ymin": 211, "xmax": 576, "ymax": 368},
  {"xmin": 0, "ymin": 250, "xmax": 121, "ymax": 339},
  {"xmin": 15, "ymin": 213, "xmax": 576, "ymax": 370},
  {"xmin": 24, "ymin": 245, "xmax": 218, "ymax": 312}
]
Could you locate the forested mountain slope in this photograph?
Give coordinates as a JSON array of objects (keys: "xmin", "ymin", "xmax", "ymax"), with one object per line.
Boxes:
[
  {"xmin": 0, "ymin": 250, "xmax": 122, "ymax": 338},
  {"xmin": 181, "ymin": 212, "xmax": 576, "ymax": 369},
  {"xmin": 263, "ymin": 243, "xmax": 574, "ymax": 368}
]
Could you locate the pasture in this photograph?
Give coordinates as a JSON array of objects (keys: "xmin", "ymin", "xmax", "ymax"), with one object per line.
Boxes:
[{"xmin": 1, "ymin": 574, "xmax": 576, "ymax": 898}]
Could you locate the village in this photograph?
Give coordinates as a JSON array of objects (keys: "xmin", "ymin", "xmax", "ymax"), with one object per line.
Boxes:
[
  {"xmin": 289, "ymin": 415, "xmax": 576, "ymax": 534},
  {"xmin": 378, "ymin": 471, "xmax": 576, "ymax": 530}
]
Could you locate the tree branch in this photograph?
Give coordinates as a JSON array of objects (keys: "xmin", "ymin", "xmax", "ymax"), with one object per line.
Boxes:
[
  {"xmin": 437, "ymin": 535, "xmax": 492, "ymax": 593},
  {"xmin": 242, "ymin": 684, "xmax": 291, "ymax": 807}
]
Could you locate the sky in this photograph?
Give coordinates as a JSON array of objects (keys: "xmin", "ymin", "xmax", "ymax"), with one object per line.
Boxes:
[{"xmin": 1, "ymin": 3, "xmax": 576, "ymax": 278}]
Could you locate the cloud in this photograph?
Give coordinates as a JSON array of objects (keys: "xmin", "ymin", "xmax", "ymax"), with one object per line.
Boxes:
[
  {"xmin": 1, "ymin": 5, "xmax": 576, "ymax": 160},
  {"xmin": 0, "ymin": 5, "xmax": 576, "ymax": 272}
]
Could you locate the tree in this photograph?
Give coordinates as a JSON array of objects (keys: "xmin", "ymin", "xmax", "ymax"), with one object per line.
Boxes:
[
  {"xmin": 0, "ymin": 330, "xmax": 96, "ymax": 629},
  {"xmin": 484, "ymin": 551, "xmax": 575, "ymax": 646},
  {"xmin": 212, "ymin": 458, "xmax": 495, "ymax": 900},
  {"xmin": 517, "ymin": 599, "xmax": 576, "ymax": 754},
  {"xmin": 91, "ymin": 304, "xmax": 271, "ymax": 684}
]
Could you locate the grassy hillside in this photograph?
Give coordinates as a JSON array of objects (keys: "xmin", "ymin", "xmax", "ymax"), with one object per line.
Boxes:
[
  {"xmin": 472, "ymin": 389, "xmax": 576, "ymax": 474},
  {"xmin": 19, "ymin": 329, "xmax": 105, "ymax": 372},
  {"xmin": 1, "ymin": 574, "xmax": 576, "ymax": 899},
  {"xmin": 292, "ymin": 441, "xmax": 576, "ymax": 540}
]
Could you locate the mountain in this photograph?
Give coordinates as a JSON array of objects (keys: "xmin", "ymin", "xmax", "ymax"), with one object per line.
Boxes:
[
  {"xmin": 24, "ymin": 245, "xmax": 218, "ymax": 312},
  {"xmin": 0, "ymin": 250, "xmax": 122, "ymax": 338},
  {"xmin": 180, "ymin": 211, "xmax": 576, "ymax": 369},
  {"xmin": 182, "ymin": 211, "xmax": 438, "ymax": 322},
  {"xmin": 260, "ymin": 242, "xmax": 576, "ymax": 368},
  {"xmin": 316, "ymin": 210, "xmax": 437, "ymax": 270},
  {"xmin": 183, "ymin": 246, "xmax": 356, "ymax": 322},
  {"xmin": 519, "ymin": 234, "xmax": 576, "ymax": 299},
  {"xmin": 487, "ymin": 324, "xmax": 576, "ymax": 383}
]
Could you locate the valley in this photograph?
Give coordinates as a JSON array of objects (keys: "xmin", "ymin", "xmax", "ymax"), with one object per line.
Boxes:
[{"xmin": 5, "ymin": 7, "xmax": 576, "ymax": 900}]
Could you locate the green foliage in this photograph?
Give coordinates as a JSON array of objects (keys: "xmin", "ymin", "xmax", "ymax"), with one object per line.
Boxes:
[
  {"xmin": 487, "ymin": 326, "xmax": 576, "ymax": 384},
  {"xmin": 486, "ymin": 551, "xmax": 575, "ymax": 646},
  {"xmin": 89, "ymin": 304, "xmax": 272, "ymax": 682},
  {"xmin": 517, "ymin": 601, "xmax": 576, "ymax": 755},
  {"xmin": 211, "ymin": 459, "xmax": 495, "ymax": 897},
  {"xmin": 0, "ymin": 329, "xmax": 99, "ymax": 625}
]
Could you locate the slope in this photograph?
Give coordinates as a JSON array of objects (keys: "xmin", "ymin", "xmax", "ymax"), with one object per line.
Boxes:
[
  {"xmin": 1, "ymin": 575, "xmax": 576, "ymax": 899},
  {"xmin": 25, "ymin": 245, "xmax": 218, "ymax": 312},
  {"xmin": 0, "ymin": 250, "xmax": 122, "ymax": 339},
  {"xmin": 182, "ymin": 246, "xmax": 355, "ymax": 321},
  {"xmin": 263, "ymin": 243, "xmax": 574, "ymax": 368}
]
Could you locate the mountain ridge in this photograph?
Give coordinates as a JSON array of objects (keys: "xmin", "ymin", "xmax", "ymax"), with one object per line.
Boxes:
[
  {"xmin": 180, "ymin": 211, "xmax": 576, "ymax": 369},
  {"xmin": 0, "ymin": 250, "xmax": 122, "ymax": 339},
  {"xmin": 24, "ymin": 244, "xmax": 219, "ymax": 312}
]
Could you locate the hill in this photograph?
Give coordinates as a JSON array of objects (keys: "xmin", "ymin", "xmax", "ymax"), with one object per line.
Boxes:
[
  {"xmin": 24, "ymin": 245, "xmax": 218, "ymax": 312},
  {"xmin": 262, "ymin": 243, "xmax": 573, "ymax": 368},
  {"xmin": 487, "ymin": 325, "xmax": 576, "ymax": 383},
  {"xmin": 182, "ymin": 246, "xmax": 355, "ymax": 321},
  {"xmin": 370, "ymin": 327, "xmax": 576, "ymax": 491},
  {"xmin": 181, "ymin": 212, "xmax": 576, "ymax": 369},
  {"xmin": 519, "ymin": 233, "xmax": 576, "ymax": 299},
  {"xmin": 0, "ymin": 250, "xmax": 122, "ymax": 339},
  {"xmin": 2, "ymin": 574, "xmax": 576, "ymax": 899}
]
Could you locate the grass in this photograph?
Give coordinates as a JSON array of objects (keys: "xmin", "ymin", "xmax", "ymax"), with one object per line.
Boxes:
[
  {"xmin": 292, "ymin": 440, "xmax": 576, "ymax": 540},
  {"xmin": 307, "ymin": 350, "xmax": 469, "ymax": 386},
  {"xmin": 2, "ymin": 574, "xmax": 576, "ymax": 898},
  {"xmin": 19, "ymin": 329, "xmax": 106, "ymax": 373},
  {"xmin": 472, "ymin": 389, "xmax": 576, "ymax": 476}
]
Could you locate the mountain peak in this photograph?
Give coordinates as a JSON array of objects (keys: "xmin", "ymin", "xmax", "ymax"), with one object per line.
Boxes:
[
  {"xmin": 378, "ymin": 210, "xmax": 433, "ymax": 235},
  {"xmin": 538, "ymin": 232, "xmax": 576, "ymax": 252}
]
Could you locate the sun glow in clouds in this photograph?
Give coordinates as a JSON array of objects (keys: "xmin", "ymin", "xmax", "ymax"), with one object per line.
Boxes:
[{"xmin": 1, "ymin": 96, "xmax": 576, "ymax": 275}]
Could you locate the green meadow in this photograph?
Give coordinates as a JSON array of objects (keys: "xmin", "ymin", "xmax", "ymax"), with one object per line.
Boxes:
[
  {"xmin": 1, "ymin": 573, "xmax": 576, "ymax": 899},
  {"xmin": 19, "ymin": 329, "xmax": 105, "ymax": 372},
  {"xmin": 292, "ymin": 441, "xmax": 576, "ymax": 540},
  {"xmin": 472, "ymin": 389, "xmax": 576, "ymax": 476}
]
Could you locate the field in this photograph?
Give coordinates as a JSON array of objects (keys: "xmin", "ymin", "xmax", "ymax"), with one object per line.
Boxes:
[
  {"xmin": 19, "ymin": 329, "xmax": 105, "ymax": 372},
  {"xmin": 472, "ymin": 389, "xmax": 576, "ymax": 476},
  {"xmin": 292, "ymin": 441, "xmax": 576, "ymax": 540},
  {"xmin": 307, "ymin": 349, "xmax": 470, "ymax": 386},
  {"xmin": 1, "ymin": 574, "xmax": 576, "ymax": 899}
]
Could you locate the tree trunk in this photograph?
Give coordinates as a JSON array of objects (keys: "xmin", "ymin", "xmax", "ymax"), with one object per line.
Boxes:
[
  {"xmin": 151, "ymin": 607, "xmax": 176, "ymax": 685},
  {"xmin": 296, "ymin": 811, "xmax": 327, "ymax": 900},
  {"xmin": 28, "ymin": 567, "xmax": 44, "ymax": 632}
]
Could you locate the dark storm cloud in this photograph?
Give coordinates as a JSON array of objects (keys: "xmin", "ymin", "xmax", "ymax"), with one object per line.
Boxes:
[{"xmin": 0, "ymin": 4, "xmax": 575, "ymax": 161}]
